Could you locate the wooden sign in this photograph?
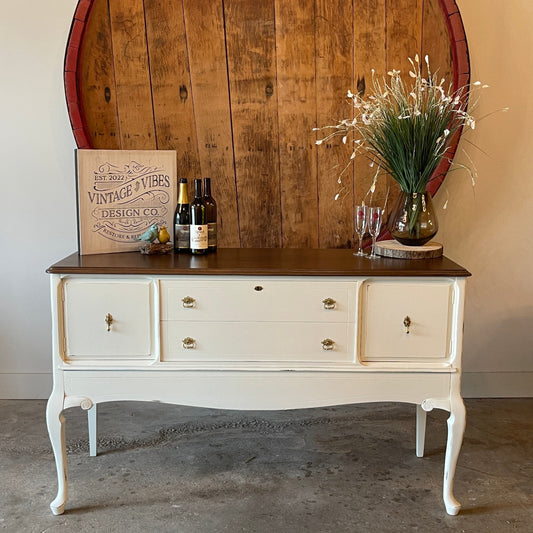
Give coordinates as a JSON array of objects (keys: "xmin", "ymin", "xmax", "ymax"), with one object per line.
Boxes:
[{"xmin": 76, "ymin": 149, "xmax": 176, "ymax": 255}]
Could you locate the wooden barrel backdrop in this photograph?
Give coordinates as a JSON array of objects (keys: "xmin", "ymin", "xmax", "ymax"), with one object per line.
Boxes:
[{"xmin": 65, "ymin": 0, "xmax": 469, "ymax": 249}]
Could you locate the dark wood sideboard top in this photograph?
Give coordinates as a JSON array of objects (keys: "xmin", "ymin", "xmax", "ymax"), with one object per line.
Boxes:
[{"xmin": 47, "ymin": 249, "xmax": 471, "ymax": 278}]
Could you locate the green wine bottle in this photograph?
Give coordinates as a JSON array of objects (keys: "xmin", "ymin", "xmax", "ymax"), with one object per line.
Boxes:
[
  {"xmin": 190, "ymin": 179, "xmax": 208, "ymax": 255},
  {"xmin": 203, "ymin": 177, "xmax": 217, "ymax": 252},
  {"xmin": 174, "ymin": 178, "xmax": 190, "ymax": 253}
]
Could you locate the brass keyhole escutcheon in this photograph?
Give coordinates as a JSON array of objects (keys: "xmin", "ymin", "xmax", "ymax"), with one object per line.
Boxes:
[
  {"xmin": 105, "ymin": 313, "xmax": 113, "ymax": 332},
  {"xmin": 404, "ymin": 316, "xmax": 411, "ymax": 334},
  {"xmin": 254, "ymin": 286, "xmax": 263, "ymax": 291}
]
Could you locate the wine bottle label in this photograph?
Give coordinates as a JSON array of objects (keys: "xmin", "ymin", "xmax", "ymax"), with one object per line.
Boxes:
[
  {"xmin": 207, "ymin": 222, "xmax": 217, "ymax": 248},
  {"xmin": 174, "ymin": 224, "xmax": 190, "ymax": 249},
  {"xmin": 190, "ymin": 224, "xmax": 208, "ymax": 249}
]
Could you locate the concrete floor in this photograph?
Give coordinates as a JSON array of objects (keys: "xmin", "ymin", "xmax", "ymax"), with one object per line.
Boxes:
[{"xmin": 0, "ymin": 399, "xmax": 531, "ymax": 532}]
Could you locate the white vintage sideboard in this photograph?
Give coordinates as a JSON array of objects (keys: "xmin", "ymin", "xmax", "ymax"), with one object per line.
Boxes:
[{"xmin": 46, "ymin": 248, "xmax": 470, "ymax": 516}]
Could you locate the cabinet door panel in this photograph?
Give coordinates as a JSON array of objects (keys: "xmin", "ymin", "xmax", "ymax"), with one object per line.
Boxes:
[
  {"xmin": 63, "ymin": 280, "xmax": 153, "ymax": 359},
  {"xmin": 361, "ymin": 281, "xmax": 452, "ymax": 361},
  {"xmin": 161, "ymin": 321, "xmax": 354, "ymax": 362},
  {"xmin": 161, "ymin": 280, "xmax": 356, "ymax": 323}
]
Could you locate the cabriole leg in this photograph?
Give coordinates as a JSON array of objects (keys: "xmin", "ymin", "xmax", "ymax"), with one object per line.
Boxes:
[
  {"xmin": 46, "ymin": 395, "xmax": 68, "ymax": 515},
  {"xmin": 443, "ymin": 395, "xmax": 466, "ymax": 515}
]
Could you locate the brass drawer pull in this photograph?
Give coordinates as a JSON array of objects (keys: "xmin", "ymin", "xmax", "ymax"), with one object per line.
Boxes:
[
  {"xmin": 182, "ymin": 337, "xmax": 196, "ymax": 349},
  {"xmin": 322, "ymin": 297, "xmax": 336, "ymax": 310},
  {"xmin": 182, "ymin": 296, "xmax": 196, "ymax": 308},
  {"xmin": 321, "ymin": 338, "xmax": 335, "ymax": 351},
  {"xmin": 105, "ymin": 313, "xmax": 113, "ymax": 332},
  {"xmin": 404, "ymin": 316, "xmax": 411, "ymax": 334}
]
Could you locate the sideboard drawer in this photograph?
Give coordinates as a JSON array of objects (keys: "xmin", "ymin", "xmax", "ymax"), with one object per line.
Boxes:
[
  {"xmin": 360, "ymin": 281, "xmax": 453, "ymax": 361},
  {"xmin": 161, "ymin": 321, "xmax": 355, "ymax": 362},
  {"xmin": 161, "ymin": 280, "xmax": 356, "ymax": 323},
  {"xmin": 62, "ymin": 279, "xmax": 153, "ymax": 359}
]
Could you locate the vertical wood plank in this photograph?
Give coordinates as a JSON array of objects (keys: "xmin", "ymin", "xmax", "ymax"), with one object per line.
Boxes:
[
  {"xmin": 386, "ymin": 0, "xmax": 424, "ymax": 78},
  {"xmin": 79, "ymin": 0, "xmax": 120, "ymax": 148},
  {"xmin": 353, "ymin": 0, "xmax": 390, "ymax": 212},
  {"xmin": 422, "ymin": 0, "xmax": 454, "ymax": 86},
  {"xmin": 183, "ymin": 0, "xmax": 240, "ymax": 247},
  {"xmin": 275, "ymin": 0, "xmax": 318, "ymax": 248},
  {"xmin": 144, "ymin": 0, "xmax": 201, "ymax": 183},
  {"xmin": 224, "ymin": 0, "xmax": 282, "ymax": 248},
  {"xmin": 108, "ymin": 0, "xmax": 156, "ymax": 149},
  {"xmin": 315, "ymin": 0, "xmax": 354, "ymax": 249}
]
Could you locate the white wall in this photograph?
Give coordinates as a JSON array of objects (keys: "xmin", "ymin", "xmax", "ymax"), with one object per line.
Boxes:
[
  {"xmin": 0, "ymin": 1, "xmax": 77, "ymax": 398},
  {"xmin": 0, "ymin": 1, "xmax": 531, "ymax": 398},
  {"xmin": 436, "ymin": 0, "xmax": 533, "ymax": 396}
]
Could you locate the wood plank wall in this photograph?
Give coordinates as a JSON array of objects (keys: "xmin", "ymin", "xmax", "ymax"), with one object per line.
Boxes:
[{"xmin": 78, "ymin": 0, "xmax": 454, "ymax": 249}]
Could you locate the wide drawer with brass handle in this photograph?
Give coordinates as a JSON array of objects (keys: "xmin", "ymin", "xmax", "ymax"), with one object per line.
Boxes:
[
  {"xmin": 161, "ymin": 321, "xmax": 355, "ymax": 362},
  {"xmin": 160, "ymin": 280, "xmax": 357, "ymax": 323}
]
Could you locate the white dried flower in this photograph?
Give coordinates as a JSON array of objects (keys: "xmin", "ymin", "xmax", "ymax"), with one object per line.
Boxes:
[{"xmin": 313, "ymin": 55, "xmax": 497, "ymax": 202}]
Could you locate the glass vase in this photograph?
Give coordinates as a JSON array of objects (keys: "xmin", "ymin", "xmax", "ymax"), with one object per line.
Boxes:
[{"xmin": 389, "ymin": 191, "xmax": 438, "ymax": 246}]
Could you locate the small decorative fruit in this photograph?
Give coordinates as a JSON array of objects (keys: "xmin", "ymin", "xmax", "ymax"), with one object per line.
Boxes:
[{"xmin": 158, "ymin": 225, "xmax": 170, "ymax": 244}]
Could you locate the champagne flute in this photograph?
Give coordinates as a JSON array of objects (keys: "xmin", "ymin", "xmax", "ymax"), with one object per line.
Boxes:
[
  {"xmin": 353, "ymin": 205, "xmax": 368, "ymax": 256},
  {"xmin": 368, "ymin": 206, "xmax": 383, "ymax": 259}
]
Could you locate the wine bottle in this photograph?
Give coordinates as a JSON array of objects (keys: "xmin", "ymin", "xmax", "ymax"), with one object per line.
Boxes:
[
  {"xmin": 190, "ymin": 178, "xmax": 208, "ymax": 255},
  {"xmin": 203, "ymin": 177, "xmax": 217, "ymax": 252},
  {"xmin": 174, "ymin": 178, "xmax": 190, "ymax": 253}
]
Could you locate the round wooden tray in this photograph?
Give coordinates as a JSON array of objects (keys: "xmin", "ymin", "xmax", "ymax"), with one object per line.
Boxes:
[{"xmin": 375, "ymin": 240, "xmax": 443, "ymax": 259}]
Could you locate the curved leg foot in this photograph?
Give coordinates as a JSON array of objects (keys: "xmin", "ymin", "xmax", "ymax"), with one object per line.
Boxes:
[
  {"xmin": 445, "ymin": 499, "xmax": 461, "ymax": 516},
  {"xmin": 46, "ymin": 397, "xmax": 68, "ymax": 515},
  {"xmin": 443, "ymin": 395, "xmax": 466, "ymax": 515},
  {"xmin": 50, "ymin": 499, "xmax": 66, "ymax": 516}
]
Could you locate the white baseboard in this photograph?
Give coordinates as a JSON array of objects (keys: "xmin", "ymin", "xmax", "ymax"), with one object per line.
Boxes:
[
  {"xmin": 462, "ymin": 371, "xmax": 533, "ymax": 398},
  {"xmin": 0, "ymin": 373, "xmax": 53, "ymax": 399},
  {"xmin": 0, "ymin": 372, "xmax": 531, "ymax": 400}
]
